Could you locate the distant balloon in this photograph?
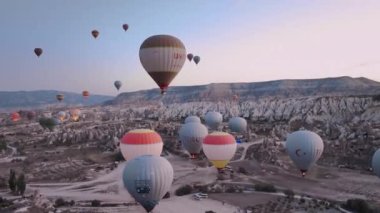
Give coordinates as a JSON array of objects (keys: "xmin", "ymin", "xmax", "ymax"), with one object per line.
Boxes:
[
  {"xmin": 193, "ymin": 55, "xmax": 200, "ymax": 65},
  {"xmin": 139, "ymin": 35, "xmax": 186, "ymax": 95},
  {"xmin": 204, "ymin": 111, "xmax": 223, "ymax": 130},
  {"xmin": 184, "ymin": 115, "xmax": 201, "ymax": 124},
  {"xmin": 203, "ymin": 132, "xmax": 237, "ymax": 170},
  {"xmin": 285, "ymin": 130, "xmax": 324, "ymax": 177},
  {"xmin": 10, "ymin": 112, "xmax": 21, "ymax": 122},
  {"xmin": 56, "ymin": 94, "xmax": 64, "ymax": 102},
  {"xmin": 120, "ymin": 129, "xmax": 163, "ymax": 161},
  {"xmin": 69, "ymin": 109, "xmax": 81, "ymax": 122},
  {"xmin": 123, "ymin": 155, "xmax": 174, "ymax": 212},
  {"xmin": 57, "ymin": 111, "xmax": 67, "ymax": 122},
  {"xmin": 91, "ymin": 30, "xmax": 99, "ymax": 39},
  {"xmin": 114, "ymin": 81, "xmax": 122, "ymax": 91},
  {"xmin": 179, "ymin": 122, "xmax": 208, "ymax": 158},
  {"xmin": 372, "ymin": 149, "xmax": 380, "ymax": 178},
  {"xmin": 34, "ymin": 48, "xmax": 43, "ymax": 57},
  {"xmin": 39, "ymin": 117, "xmax": 59, "ymax": 131},
  {"xmin": 187, "ymin": 53, "xmax": 193, "ymax": 62},
  {"xmin": 228, "ymin": 117, "xmax": 247, "ymax": 134},
  {"xmin": 122, "ymin": 24, "xmax": 129, "ymax": 31},
  {"xmin": 26, "ymin": 111, "xmax": 36, "ymax": 121},
  {"xmin": 82, "ymin": 90, "xmax": 90, "ymax": 98}
]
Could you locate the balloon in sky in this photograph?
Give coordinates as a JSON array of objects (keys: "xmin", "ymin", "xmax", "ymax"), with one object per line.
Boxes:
[
  {"xmin": 34, "ymin": 48, "xmax": 43, "ymax": 57},
  {"xmin": 204, "ymin": 111, "xmax": 223, "ymax": 130},
  {"xmin": 123, "ymin": 155, "xmax": 174, "ymax": 212},
  {"xmin": 187, "ymin": 53, "xmax": 193, "ymax": 62},
  {"xmin": 179, "ymin": 122, "xmax": 208, "ymax": 158},
  {"xmin": 122, "ymin": 24, "xmax": 129, "ymax": 31},
  {"xmin": 56, "ymin": 94, "xmax": 64, "ymax": 102},
  {"xmin": 228, "ymin": 117, "xmax": 247, "ymax": 134},
  {"xmin": 184, "ymin": 115, "xmax": 201, "ymax": 124},
  {"xmin": 139, "ymin": 35, "xmax": 187, "ymax": 95},
  {"xmin": 82, "ymin": 90, "xmax": 90, "ymax": 98},
  {"xmin": 120, "ymin": 129, "xmax": 163, "ymax": 161},
  {"xmin": 114, "ymin": 81, "xmax": 122, "ymax": 91},
  {"xmin": 193, "ymin": 55, "xmax": 200, "ymax": 65},
  {"xmin": 203, "ymin": 132, "xmax": 237, "ymax": 170},
  {"xmin": 91, "ymin": 30, "xmax": 99, "ymax": 39},
  {"xmin": 285, "ymin": 130, "xmax": 324, "ymax": 177},
  {"xmin": 372, "ymin": 149, "xmax": 380, "ymax": 178}
]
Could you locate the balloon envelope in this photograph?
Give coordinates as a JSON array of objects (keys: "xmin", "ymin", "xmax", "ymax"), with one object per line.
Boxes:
[
  {"xmin": 34, "ymin": 48, "xmax": 43, "ymax": 57},
  {"xmin": 203, "ymin": 132, "xmax": 237, "ymax": 169},
  {"xmin": 120, "ymin": 129, "xmax": 163, "ymax": 161},
  {"xmin": 285, "ymin": 130, "xmax": 324, "ymax": 176},
  {"xmin": 92, "ymin": 30, "xmax": 99, "ymax": 38},
  {"xmin": 204, "ymin": 111, "xmax": 223, "ymax": 130},
  {"xmin": 228, "ymin": 117, "xmax": 247, "ymax": 134},
  {"xmin": 122, "ymin": 24, "xmax": 129, "ymax": 31},
  {"xmin": 372, "ymin": 149, "xmax": 380, "ymax": 178},
  {"xmin": 82, "ymin": 90, "xmax": 90, "ymax": 98},
  {"xmin": 184, "ymin": 115, "xmax": 201, "ymax": 124},
  {"xmin": 10, "ymin": 112, "xmax": 21, "ymax": 122},
  {"xmin": 123, "ymin": 155, "xmax": 174, "ymax": 212},
  {"xmin": 114, "ymin": 81, "xmax": 122, "ymax": 91},
  {"xmin": 139, "ymin": 35, "xmax": 186, "ymax": 94},
  {"xmin": 193, "ymin": 55, "xmax": 200, "ymax": 65},
  {"xmin": 56, "ymin": 94, "xmax": 64, "ymax": 102},
  {"xmin": 179, "ymin": 122, "xmax": 208, "ymax": 157},
  {"xmin": 187, "ymin": 53, "xmax": 193, "ymax": 62}
]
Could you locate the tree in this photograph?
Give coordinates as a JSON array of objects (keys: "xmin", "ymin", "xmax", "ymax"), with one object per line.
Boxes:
[
  {"xmin": 16, "ymin": 173, "xmax": 26, "ymax": 196},
  {"xmin": 8, "ymin": 169, "xmax": 16, "ymax": 193}
]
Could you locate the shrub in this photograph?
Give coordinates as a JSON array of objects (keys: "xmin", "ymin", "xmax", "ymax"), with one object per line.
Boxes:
[
  {"xmin": 254, "ymin": 183, "xmax": 277, "ymax": 193},
  {"xmin": 54, "ymin": 198, "xmax": 66, "ymax": 207},
  {"xmin": 175, "ymin": 185, "xmax": 193, "ymax": 196},
  {"xmin": 113, "ymin": 151, "xmax": 125, "ymax": 162},
  {"xmin": 69, "ymin": 200, "xmax": 75, "ymax": 206},
  {"xmin": 226, "ymin": 186, "xmax": 235, "ymax": 193},
  {"xmin": 91, "ymin": 200, "xmax": 101, "ymax": 207},
  {"xmin": 8, "ymin": 169, "xmax": 16, "ymax": 193},
  {"xmin": 238, "ymin": 167, "xmax": 247, "ymax": 174},
  {"xmin": 283, "ymin": 189, "xmax": 295, "ymax": 199},
  {"xmin": 16, "ymin": 174, "xmax": 26, "ymax": 196},
  {"xmin": 342, "ymin": 199, "xmax": 371, "ymax": 213}
]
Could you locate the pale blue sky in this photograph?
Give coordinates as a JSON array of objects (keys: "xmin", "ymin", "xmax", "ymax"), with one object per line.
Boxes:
[{"xmin": 0, "ymin": 0, "xmax": 379, "ymax": 95}]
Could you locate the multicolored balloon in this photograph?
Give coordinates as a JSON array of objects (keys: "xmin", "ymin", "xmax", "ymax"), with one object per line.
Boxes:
[
  {"xmin": 120, "ymin": 129, "xmax": 163, "ymax": 161},
  {"xmin": 139, "ymin": 35, "xmax": 187, "ymax": 95},
  {"xmin": 203, "ymin": 132, "xmax": 237, "ymax": 170}
]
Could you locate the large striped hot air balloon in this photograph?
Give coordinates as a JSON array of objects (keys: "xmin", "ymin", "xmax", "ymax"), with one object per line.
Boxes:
[
  {"xmin": 120, "ymin": 129, "xmax": 163, "ymax": 161},
  {"xmin": 123, "ymin": 155, "xmax": 173, "ymax": 212},
  {"xmin": 179, "ymin": 122, "xmax": 208, "ymax": 158},
  {"xmin": 286, "ymin": 130, "xmax": 324, "ymax": 177},
  {"xmin": 203, "ymin": 132, "xmax": 237, "ymax": 170},
  {"xmin": 139, "ymin": 35, "xmax": 186, "ymax": 95}
]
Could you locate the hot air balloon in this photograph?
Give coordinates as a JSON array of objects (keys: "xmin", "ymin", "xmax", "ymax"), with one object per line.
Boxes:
[
  {"xmin": 184, "ymin": 115, "xmax": 201, "ymax": 124},
  {"xmin": 203, "ymin": 132, "xmax": 237, "ymax": 171},
  {"xmin": 120, "ymin": 129, "xmax": 163, "ymax": 161},
  {"xmin": 56, "ymin": 94, "xmax": 64, "ymax": 102},
  {"xmin": 193, "ymin": 55, "xmax": 200, "ymax": 65},
  {"xmin": 26, "ymin": 111, "xmax": 36, "ymax": 121},
  {"xmin": 139, "ymin": 34, "xmax": 186, "ymax": 95},
  {"xmin": 204, "ymin": 111, "xmax": 223, "ymax": 130},
  {"xmin": 372, "ymin": 149, "xmax": 380, "ymax": 178},
  {"xmin": 34, "ymin": 48, "xmax": 43, "ymax": 57},
  {"xmin": 179, "ymin": 122, "xmax": 208, "ymax": 158},
  {"xmin": 123, "ymin": 155, "xmax": 174, "ymax": 213},
  {"xmin": 122, "ymin": 24, "xmax": 129, "ymax": 31},
  {"xmin": 114, "ymin": 81, "xmax": 122, "ymax": 91},
  {"xmin": 82, "ymin": 90, "xmax": 90, "ymax": 99},
  {"xmin": 187, "ymin": 53, "xmax": 193, "ymax": 62},
  {"xmin": 228, "ymin": 117, "xmax": 247, "ymax": 134},
  {"xmin": 91, "ymin": 30, "xmax": 99, "ymax": 39},
  {"xmin": 69, "ymin": 109, "xmax": 81, "ymax": 122},
  {"xmin": 39, "ymin": 117, "xmax": 59, "ymax": 131},
  {"xmin": 10, "ymin": 112, "xmax": 21, "ymax": 122},
  {"xmin": 57, "ymin": 111, "xmax": 67, "ymax": 122},
  {"xmin": 285, "ymin": 130, "xmax": 324, "ymax": 177}
]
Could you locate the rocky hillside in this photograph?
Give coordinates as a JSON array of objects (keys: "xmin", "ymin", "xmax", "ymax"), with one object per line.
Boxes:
[
  {"xmin": 0, "ymin": 90, "xmax": 113, "ymax": 110},
  {"xmin": 113, "ymin": 76, "xmax": 380, "ymax": 104}
]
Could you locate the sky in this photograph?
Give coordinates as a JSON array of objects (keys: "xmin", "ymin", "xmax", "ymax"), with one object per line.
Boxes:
[{"xmin": 0, "ymin": 0, "xmax": 379, "ymax": 96}]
